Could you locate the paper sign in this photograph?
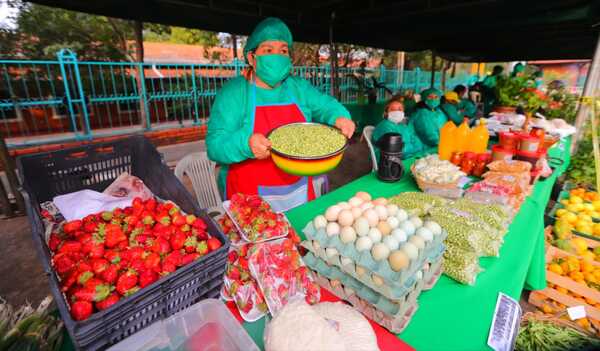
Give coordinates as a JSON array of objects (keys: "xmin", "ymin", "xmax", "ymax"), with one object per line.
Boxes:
[
  {"xmin": 487, "ymin": 293, "xmax": 522, "ymax": 351},
  {"xmin": 567, "ymin": 305, "xmax": 586, "ymax": 320}
]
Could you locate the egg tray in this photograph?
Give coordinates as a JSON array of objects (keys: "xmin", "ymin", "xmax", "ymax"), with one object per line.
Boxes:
[
  {"xmin": 303, "ymin": 221, "xmax": 447, "ymax": 292},
  {"xmin": 311, "ymin": 270, "xmax": 418, "ymax": 334},
  {"xmin": 303, "ymin": 252, "xmax": 423, "ymax": 318},
  {"xmin": 422, "ymin": 256, "xmax": 444, "ymax": 291},
  {"xmin": 302, "ymin": 239, "xmax": 444, "ymax": 300}
]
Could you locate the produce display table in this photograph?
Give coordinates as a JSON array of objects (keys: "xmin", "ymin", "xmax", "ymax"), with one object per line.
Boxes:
[
  {"xmin": 59, "ymin": 138, "xmax": 571, "ymax": 351},
  {"xmin": 343, "ymin": 102, "xmax": 385, "ymax": 132}
]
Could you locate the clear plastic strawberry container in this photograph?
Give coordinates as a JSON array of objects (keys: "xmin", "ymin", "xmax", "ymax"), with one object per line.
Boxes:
[{"xmin": 222, "ymin": 198, "xmax": 290, "ymax": 243}]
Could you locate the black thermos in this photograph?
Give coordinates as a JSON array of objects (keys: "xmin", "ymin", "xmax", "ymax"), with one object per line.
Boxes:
[{"xmin": 376, "ymin": 133, "xmax": 405, "ymax": 182}]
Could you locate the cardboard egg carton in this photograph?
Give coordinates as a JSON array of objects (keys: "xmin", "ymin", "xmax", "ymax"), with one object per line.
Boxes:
[{"xmin": 422, "ymin": 255, "xmax": 444, "ymax": 291}]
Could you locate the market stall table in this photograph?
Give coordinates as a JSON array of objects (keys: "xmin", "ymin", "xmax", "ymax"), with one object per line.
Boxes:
[{"xmin": 58, "ymin": 138, "xmax": 571, "ymax": 351}]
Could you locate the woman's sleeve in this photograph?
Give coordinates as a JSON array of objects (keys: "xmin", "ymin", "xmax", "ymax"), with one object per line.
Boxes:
[
  {"xmin": 206, "ymin": 80, "xmax": 254, "ymax": 165},
  {"xmin": 442, "ymin": 104, "xmax": 463, "ymax": 125},
  {"xmin": 299, "ymin": 78, "xmax": 351, "ymax": 125},
  {"xmin": 411, "ymin": 110, "xmax": 439, "ymax": 147},
  {"xmin": 372, "ymin": 121, "xmax": 393, "ymax": 144}
]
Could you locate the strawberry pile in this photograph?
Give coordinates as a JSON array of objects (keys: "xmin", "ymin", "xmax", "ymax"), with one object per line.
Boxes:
[
  {"xmin": 48, "ymin": 197, "xmax": 223, "ymax": 321},
  {"xmin": 217, "ymin": 215, "xmax": 242, "ymax": 246},
  {"xmin": 223, "ymin": 244, "xmax": 268, "ymax": 320},
  {"xmin": 228, "ymin": 194, "xmax": 289, "ymax": 242},
  {"xmin": 248, "ymin": 238, "xmax": 320, "ymax": 314}
]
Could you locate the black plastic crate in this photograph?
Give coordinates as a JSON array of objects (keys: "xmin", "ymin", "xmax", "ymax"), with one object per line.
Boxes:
[{"xmin": 17, "ymin": 135, "xmax": 229, "ymax": 351}]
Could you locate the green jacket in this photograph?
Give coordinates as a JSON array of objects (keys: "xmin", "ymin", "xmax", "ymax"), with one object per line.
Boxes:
[
  {"xmin": 410, "ymin": 106, "xmax": 448, "ymax": 147},
  {"xmin": 372, "ymin": 119, "xmax": 425, "ymax": 161},
  {"xmin": 206, "ymin": 75, "xmax": 351, "ymax": 194},
  {"xmin": 458, "ymin": 98, "xmax": 477, "ymax": 119},
  {"xmin": 404, "ymin": 99, "xmax": 418, "ymax": 117},
  {"xmin": 440, "ymin": 102, "xmax": 463, "ymax": 125}
]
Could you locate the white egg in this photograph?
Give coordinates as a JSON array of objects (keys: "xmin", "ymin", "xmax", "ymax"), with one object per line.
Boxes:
[
  {"xmin": 355, "ymin": 191, "xmax": 372, "ymax": 202},
  {"xmin": 312, "ymin": 240, "xmax": 321, "ymax": 251},
  {"xmin": 374, "ymin": 205, "xmax": 389, "ymax": 221},
  {"xmin": 415, "ymin": 270, "xmax": 423, "ymax": 281},
  {"xmin": 325, "ymin": 205, "xmax": 342, "ymax": 222},
  {"xmin": 340, "ymin": 226, "xmax": 357, "ymax": 243},
  {"xmin": 368, "ymin": 228, "xmax": 382, "ymax": 243},
  {"xmin": 401, "ymin": 242, "xmax": 419, "ymax": 260},
  {"xmin": 409, "ymin": 235, "xmax": 425, "ymax": 250},
  {"xmin": 313, "ymin": 215, "xmax": 327, "ymax": 229},
  {"xmin": 377, "ymin": 221, "xmax": 392, "ymax": 237},
  {"xmin": 351, "ymin": 207, "xmax": 363, "ymax": 219},
  {"xmin": 344, "ymin": 286, "xmax": 355, "ymax": 296},
  {"xmin": 373, "ymin": 197, "xmax": 388, "ymax": 206},
  {"xmin": 355, "ymin": 265, "xmax": 367, "ymax": 276},
  {"xmin": 360, "ymin": 202, "xmax": 374, "ymax": 211},
  {"xmin": 391, "ymin": 228, "xmax": 408, "ymax": 243},
  {"xmin": 326, "ymin": 222, "xmax": 341, "ymax": 236},
  {"xmin": 387, "ymin": 216, "xmax": 400, "ymax": 229},
  {"xmin": 338, "ymin": 210, "xmax": 354, "ymax": 227},
  {"xmin": 353, "ymin": 217, "xmax": 370, "ymax": 236},
  {"xmin": 416, "ymin": 227, "xmax": 434, "ymax": 242},
  {"xmin": 395, "ymin": 209, "xmax": 408, "ymax": 222},
  {"xmin": 348, "ymin": 196, "xmax": 363, "ymax": 208},
  {"xmin": 382, "ymin": 236, "xmax": 400, "ymax": 251},
  {"xmin": 371, "ymin": 243, "xmax": 390, "ymax": 261},
  {"xmin": 409, "ymin": 216, "xmax": 423, "ymax": 229},
  {"xmin": 355, "ymin": 236, "xmax": 373, "ymax": 252},
  {"xmin": 337, "ymin": 201, "xmax": 351, "ymax": 210},
  {"xmin": 340, "ymin": 256, "xmax": 353, "ymax": 266},
  {"xmin": 325, "ymin": 247, "xmax": 339, "ymax": 258},
  {"xmin": 372, "ymin": 274, "xmax": 385, "ymax": 286},
  {"xmin": 424, "ymin": 221, "xmax": 443, "ymax": 236},
  {"xmin": 386, "ymin": 204, "xmax": 399, "ymax": 216},
  {"xmin": 364, "ymin": 209, "xmax": 379, "ymax": 227},
  {"xmin": 399, "ymin": 220, "xmax": 416, "ymax": 236}
]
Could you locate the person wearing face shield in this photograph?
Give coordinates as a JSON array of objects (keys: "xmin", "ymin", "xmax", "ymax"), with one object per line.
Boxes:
[
  {"xmin": 372, "ymin": 96, "xmax": 425, "ymax": 161},
  {"xmin": 409, "ymin": 88, "xmax": 448, "ymax": 147},
  {"xmin": 206, "ymin": 17, "xmax": 355, "ymax": 211}
]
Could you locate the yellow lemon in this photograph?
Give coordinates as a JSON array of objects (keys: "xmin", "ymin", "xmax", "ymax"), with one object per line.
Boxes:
[
  {"xmin": 556, "ymin": 209, "xmax": 568, "ymax": 217},
  {"xmin": 582, "ymin": 260, "xmax": 595, "ymax": 273},
  {"xmin": 584, "ymin": 203, "xmax": 595, "ymax": 211},
  {"xmin": 592, "ymin": 200, "xmax": 600, "ymax": 210},
  {"xmin": 570, "ymin": 196, "xmax": 584, "ymax": 204},
  {"xmin": 582, "ymin": 250, "xmax": 596, "ymax": 262},
  {"xmin": 590, "ymin": 211, "xmax": 600, "ymax": 219},
  {"xmin": 564, "ymin": 212, "xmax": 578, "ymax": 224},
  {"xmin": 594, "ymin": 223, "xmax": 600, "ymax": 236},
  {"xmin": 578, "ymin": 214, "xmax": 593, "ymax": 223},
  {"xmin": 576, "ymin": 224, "xmax": 593, "ymax": 234},
  {"xmin": 561, "ymin": 199, "xmax": 570, "ymax": 206},
  {"xmin": 549, "ymin": 263, "xmax": 564, "ymax": 275}
]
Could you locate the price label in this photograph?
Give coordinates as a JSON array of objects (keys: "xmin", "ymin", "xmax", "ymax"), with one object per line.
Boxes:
[{"xmin": 487, "ymin": 292, "xmax": 522, "ymax": 351}]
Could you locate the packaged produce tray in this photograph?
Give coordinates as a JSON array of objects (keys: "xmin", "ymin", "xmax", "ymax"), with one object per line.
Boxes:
[
  {"xmin": 303, "ymin": 221, "xmax": 447, "ymax": 293},
  {"xmin": 310, "ymin": 270, "xmax": 418, "ymax": 334},
  {"xmin": 222, "ymin": 199, "xmax": 290, "ymax": 243},
  {"xmin": 17, "ymin": 136, "xmax": 229, "ymax": 351}
]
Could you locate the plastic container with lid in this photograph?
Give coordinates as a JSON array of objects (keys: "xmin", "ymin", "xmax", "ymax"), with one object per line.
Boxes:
[
  {"xmin": 107, "ymin": 299, "xmax": 260, "ymax": 351},
  {"xmin": 492, "ymin": 145, "xmax": 514, "ymax": 162},
  {"xmin": 515, "ymin": 149, "xmax": 546, "ymax": 170},
  {"xmin": 518, "ymin": 133, "xmax": 541, "ymax": 152},
  {"xmin": 438, "ymin": 121, "xmax": 457, "ymax": 160},
  {"xmin": 498, "ymin": 131, "xmax": 519, "ymax": 151}
]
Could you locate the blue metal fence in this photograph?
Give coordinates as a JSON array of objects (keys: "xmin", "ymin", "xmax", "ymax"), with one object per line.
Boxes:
[{"xmin": 0, "ymin": 50, "xmax": 476, "ymax": 148}]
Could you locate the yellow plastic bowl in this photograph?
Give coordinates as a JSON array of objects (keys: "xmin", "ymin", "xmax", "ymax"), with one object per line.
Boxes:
[{"xmin": 268, "ymin": 123, "xmax": 348, "ymax": 177}]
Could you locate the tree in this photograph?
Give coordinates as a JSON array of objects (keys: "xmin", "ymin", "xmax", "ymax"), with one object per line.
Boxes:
[{"xmin": 169, "ymin": 27, "xmax": 218, "ymax": 46}]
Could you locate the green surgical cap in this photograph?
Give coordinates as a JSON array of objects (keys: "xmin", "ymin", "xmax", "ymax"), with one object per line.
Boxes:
[
  {"xmin": 244, "ymin": 17, "xmax": 293, "ymax": 61},
  {"xmin": 513, "ymin": 63, "xmax": 525, "ymax": 73},
  {"xmin": 421, "ymin": 88, "xmax": 442, "ymax": 97}
]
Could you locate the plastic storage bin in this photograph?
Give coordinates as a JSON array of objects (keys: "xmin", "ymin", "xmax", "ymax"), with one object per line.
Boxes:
[
  {"xmin": 107, "ymin": 299, "xmax": 260, "ymax": 351},
  {"xmin": 17, "ymin": 136, "xmax": 230, "ymax": 351}
]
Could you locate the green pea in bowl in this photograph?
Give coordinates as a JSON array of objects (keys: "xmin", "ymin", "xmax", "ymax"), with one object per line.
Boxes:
[{"xmin": 267, "ymin": 122, "xmax": 349, "ymax": 176}]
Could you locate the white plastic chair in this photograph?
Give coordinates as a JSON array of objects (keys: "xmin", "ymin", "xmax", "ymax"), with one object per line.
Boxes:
[
  {"xmin": 174, "ymin": 152, "xmax": 224, "ymax": 216},
  {"xmin": 361, "ymin": 126, "xmax": 378, "ymax": 172}
]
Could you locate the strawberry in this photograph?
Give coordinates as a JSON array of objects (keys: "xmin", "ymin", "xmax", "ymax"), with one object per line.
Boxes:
[
  {"xmin": 238, "ymin": 298, "xmax": 253, "ymax": 314},
  {"xmin": 161, "ymin": 261, "xmax": 176, "ymax": 274},
  {"xmin": 63, "ymin": 220, "xmax": 83, "ymax": 235},
  {"xmin": 184, "ymin": 236, "xmax": 198, "ymax": 253},
  {"xmin": 238, "ymin": 257, "xmax": 249, "ymax": 271},
  {"xmin": 83, "ymin": 277, "xmax": 104, "ymax": 290},
  {"xmin": 58, "ymin": 241, "xmax": 82, "ymax": 254},
  {"xmin": 91, "ymin": 258, "xmax": 109, "ymax": 275},
  {"xmin": 185, "ymin": 214, "xmax": 197, "ymax": 225},
  {"xmin": 181, "ymin": 253, "xmax": 200, "ymax": 266},
  {"xmin": 85, "ymin": 240, "xmax": 105, "ymax": 259},
  {"xmin": 132, "ymin": 197, "xmax": 144, "ymax": 209},
  {"xmin": 164, "ymin": 202, "xmax": 174, "ymax": 211},
  {"xmin": 104, "ymin": 250, "xmax": 121, "ymax": 266},
  {"xmin": 228, "ymin": 251, "xmax": 238, "ymax": 263},
  {"xmin": 101, "ymin": 264, "xmax": 119, "ymax": 284},
  {"xmin": 168, "ymin": 206, "xmax": 179, "ymax": 217},
  {"xmin": 207, "ymin": 237, "xmax": 222, "ymax": 252},
  {"xmin": 129, "ymin": 258, "xmax": 145, "ymax": 273},
  {"xmin": 155, "ymin": 212, "xmax": 170, "ymax": 226},
  {"xmin": 71, "ymin": 300, "xmax": 92, "ymax": 321},
  {"xmin": 142, "ymin": 215, "xmax": 155, "ymax": 226},
  {"xmin": 191, "ymin": 218, "xmax": 207, "ymax": 230},
  {"xmin": 170, "ymin": 231, "xmax": 186, "ymax": 251},
  {"xmin": 101, "ymin": 211, "xmax": 113, "ymax": 222},
  {"xmin": 96, "ymin": 293, "xmax": 119, "ymax": 311},
  {"xmin": 164, "ymin": 250, "xmax": 183, "ymax": 267},
  {"xmin": 145, "ymin": 198, "xmax": 157, "ymax": 211},
  {"xmin": 228, "ymin": 266, "xmax": 241, "ymax": 281},
  {"xmin": 144, "ymin": 252, "xmax": 161, "ymax": 272},
  {"xmin": 77, "ymin": 271, "xmax": 94, "ymax": 285},
  {"xmin": 113, "ymin": 207, "xmax": 123, "ymax": 219},
  {"xmin": 53, "ymin": 254, "xmax": 75, "ymax": 276},
  {"xmin": 48, "ymin": 233, "xmax": 62, "ymax": 252},
  {"xmin": 61, "ymin": 270, "xmax": 79, "ymax": 292},
  {"xmin": 151, "ymin": 237, "xmax": 170, "ymax": 255},
  {"xmin": 180, "ymin": 224, "xmax": 191, "ymax": 232},
  {"xmin": 104, "ymin": 224, "xmax": 126, "ymax": 248},
  {"xmin": 124, "ymin": 215, "xmax": 139, "ymax": 227},
  {"xmin": 171, "ymin": 214, "xmax": 186, "ymax": 227},
  {"xmin": 116, "ymin": 270, "xmax": 138, "ymax": 295},
  {"xmin": 74, "ymin": 284, "xmax": 110, "ymax": 302},
  {"xmin": 117, "ymin": 240, "xmax": 128, "ymax": 250},
  {"xmin": 139, "ymin": 269, "xmax": 159, "ymax": 288},
  {"xmin": 193, "ymin": 228, "xmax": 208, "ymax": 240},
  {"xmin": 196, "ymin": 241, "xmax": 208, "ymax": 255}
]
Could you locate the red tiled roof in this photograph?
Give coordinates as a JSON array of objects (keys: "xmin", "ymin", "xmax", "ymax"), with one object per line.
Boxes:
[
  {"xmin": 142, "ymin": 42, "xmax": 241, "ymax": 64},
  {"xmin": 528, "ymin": 59, "xmax": 590, "ymax": 65}
]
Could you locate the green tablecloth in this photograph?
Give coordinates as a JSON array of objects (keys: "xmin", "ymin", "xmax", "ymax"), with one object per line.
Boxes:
[{"xmin": 343, "ymin": 102, "xmax": 385, "ymax": 132}]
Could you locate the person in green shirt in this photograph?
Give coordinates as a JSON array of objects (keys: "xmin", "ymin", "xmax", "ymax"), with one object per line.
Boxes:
[
  {"xmin": 511, "ymin": 62, "xmax": 525, "ymax": 77},
  {"xmin": 206, "ymin": 17, "xmax": 355, "ymax": 210},
  {"xmin": 403, "ymin": 89, "xmax": 418, "ymax": 116},
  {"xmin": 372, "ymin": 96, "xmax": 425, "ymax": 162},
  {"xmin": 410, "ymin": 87, "xmax": 448, "ymax": 147},
  {"xmin": 454, "ymin": 84, "xmax": 477, "ymax": 120},
  {"xmin": 440, "ymin": 91, "xmax": 463, "ymax": 125},
  {"xmin": 482, "ymin": 65, "xmax": 504, "ymax": 116}
]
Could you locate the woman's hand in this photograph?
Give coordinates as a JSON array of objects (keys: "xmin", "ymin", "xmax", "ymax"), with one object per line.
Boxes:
[
  {"xmin": 335, "ymin": 118, "xmax": 356, "ymax": 139},
  {"xmin": 249, "ymin": 133, "xmax": 272, "ymax": 159}
]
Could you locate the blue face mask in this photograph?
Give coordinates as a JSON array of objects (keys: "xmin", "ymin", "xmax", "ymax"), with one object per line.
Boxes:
[
  {"xmin": 425, "ymin": 97, "xmax": 440, "ymax": 109},
  {"xmin": 255, "ymin": 54, "xmax": 292, "ymax": 87}
]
